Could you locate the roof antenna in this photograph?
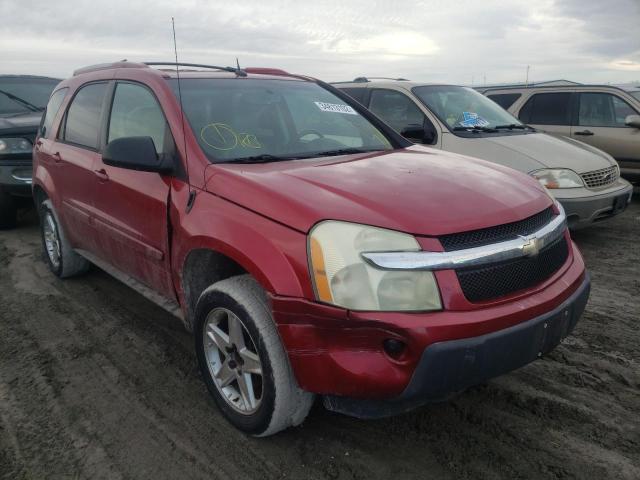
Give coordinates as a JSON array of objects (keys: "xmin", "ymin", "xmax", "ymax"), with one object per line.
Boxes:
[
  {"xmin": 172, "ymin": 17, "xmax": 196, "ymax": 212},
  {"xmin": 235, "ymin": 57, "xmax": 247, "ymax": 77}
]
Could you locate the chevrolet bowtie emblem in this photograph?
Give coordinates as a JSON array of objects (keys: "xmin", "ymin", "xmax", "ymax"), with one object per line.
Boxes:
[{"xmin": 519, "ymin": 235, "xmax": 540, "ymax": 257}]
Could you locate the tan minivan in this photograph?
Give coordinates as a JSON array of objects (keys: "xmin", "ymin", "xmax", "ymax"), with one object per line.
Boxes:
[
  {"xmin": 481, "ymin": 85, "xmax": 640, "ymax": 182},
  {"xmin": 334, "ymin": 79, "xmax": 633, "ymax": 228}
]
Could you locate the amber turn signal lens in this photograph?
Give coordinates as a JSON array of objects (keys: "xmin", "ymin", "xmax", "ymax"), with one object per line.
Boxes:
[{"xmin": 310, "ymin": 237, "xmax": 333, "ymax": 302}]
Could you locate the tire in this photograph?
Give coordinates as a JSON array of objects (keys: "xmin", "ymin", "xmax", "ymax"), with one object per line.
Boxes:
[
  {"xmin": 194, "ymin": 274, "xmax": 314, "ymax": 436},
  {"xmin": 0, "ymin": 188, "xmax": 17, "ymax": 229},
  {"xmin": 39, "ymin": 199, "xmax": 91, "ymax": 278}
]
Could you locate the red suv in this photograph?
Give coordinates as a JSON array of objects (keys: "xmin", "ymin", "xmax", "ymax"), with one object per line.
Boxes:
[{"xmin": 33, "ymin": 61, "xmax": 590, "ymax": 436}]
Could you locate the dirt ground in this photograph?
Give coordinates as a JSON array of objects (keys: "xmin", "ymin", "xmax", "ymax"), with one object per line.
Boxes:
[{"xmin": 1, "ymin": 194, "xmax": 638, "ymax": 480}]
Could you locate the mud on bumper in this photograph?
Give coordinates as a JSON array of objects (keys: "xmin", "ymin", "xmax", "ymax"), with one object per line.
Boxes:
[{"xmin": 323, "ymin": 274, "xmax": 590, "ymax": 419}]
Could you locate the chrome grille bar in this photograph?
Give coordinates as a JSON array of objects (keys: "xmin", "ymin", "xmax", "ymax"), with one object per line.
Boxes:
[{"xmin": 362, "ymin": 204, "xmax": 567, "ymax": 271}]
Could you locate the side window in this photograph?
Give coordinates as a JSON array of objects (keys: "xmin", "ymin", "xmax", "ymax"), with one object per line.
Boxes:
[
  {"xmin": 40, "ymin": 88, "xmax": 68, "ymax": 138},
  {"xmin": 578, "ymin": 93, "xmax": 637, "ymax": 127},
  {"xmin": 339, "ymin": 88, "xmax": 368, "ymax": 105},
  {"xmin": 63, "ymin": 83, "xmax": 108, "ymax": 149},
  {"xmin": 108, "ymin": 83, "xmax": 169, "ymax": 154},
  {"xmin": 519, "ymin": 92, "xmax": 572, "ymax": 125},
  {"xmin": 487, "ymin": 93, "xmax": 521, "ymax": 110},
  {"xmin": 369, "ymin": 89, "xmax": 426, "ymax": 133}
]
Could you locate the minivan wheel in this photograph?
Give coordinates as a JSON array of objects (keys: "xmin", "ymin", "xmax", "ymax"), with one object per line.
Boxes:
[
  {"xmin": 39, "ymin": 200, "xmax": 91, "ymax": 278},
  {"xmin": 0, "ymin": 189, "xmax": 17, "ymax": 229},
  {"xmin": 194, "ymin": 275, "xmax": 314, "ymax": 436}
]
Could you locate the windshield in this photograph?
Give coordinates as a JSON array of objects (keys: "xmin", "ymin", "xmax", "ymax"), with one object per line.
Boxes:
[
  {"xmin": 0, "ymin": 77, "xmax": 60, "ymax": 115},
  {"xmin": 169, "ymin": 78, "xmax": 392, "ymax": 162},
  {"xmin": 412, "ymin": 85, "xmax": 524, "ymax": 131},
  {"xmin": 631, "ymin": 91, "xmax": 640, "ymax": 102}
]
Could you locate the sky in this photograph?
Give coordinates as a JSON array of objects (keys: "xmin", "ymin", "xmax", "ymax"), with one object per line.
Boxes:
[{"xmin": 1, "ymin": 0, "xmax": 639, "ymax": 85}]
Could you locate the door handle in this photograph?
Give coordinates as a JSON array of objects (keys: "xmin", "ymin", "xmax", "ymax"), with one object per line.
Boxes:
[
  {"xmin": 574, "ymin": 130, "xmax": 594, "ymax": 136},
  {"xmin": 94, "ymin": 169, "xmax": 109, "ymax": 182},
  {"xmin": 52, "ymin": 152, "xmax": 62, "ymax": 163}
]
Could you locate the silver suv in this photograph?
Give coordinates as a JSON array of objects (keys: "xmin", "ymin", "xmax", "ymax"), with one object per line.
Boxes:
[{"xmin": 333, "ymin": 78, "xmax": 633, "ymax": 229}]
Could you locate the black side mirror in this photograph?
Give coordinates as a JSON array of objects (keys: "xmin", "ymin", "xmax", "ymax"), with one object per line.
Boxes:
[
  {"xmin": 401, "ymin": 122, "xmax": 437, "ymax": 145},
  {"xmin": 103, "ymin": 136, "xmax": 172, "ymax": 173}
]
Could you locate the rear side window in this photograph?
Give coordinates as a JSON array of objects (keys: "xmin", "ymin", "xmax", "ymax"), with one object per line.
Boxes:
[
  {"xmin": 369, "ymin": 89, "xmax": 426, "ymax": 133},
  {"xmin": 108, "ymin": 83, "xmax": 169, "ymax": 154},
  {"xmin": 487, "ymin": 93, "xmax": 521, "ymax": 110},
  {"xmin": 519, "ymin": 93, "xmax": 572, "ymax": 125},
  {"xmin": 339, "ymin": 88, "xmax": 368, "ymax": 105},
  {"xmin": 63, "ymin": 83, "xmax": 108, "ymax": 149},
  {"xmin": 40, "ymin": 88, "xmax": 68, "ymax": 138},
  {"xmin": 578, "ymin": 93, "xmax": 638, "ymax": 127}
]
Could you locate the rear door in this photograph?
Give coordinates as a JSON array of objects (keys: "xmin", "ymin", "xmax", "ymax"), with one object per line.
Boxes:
[
  {"xmin": 90, "ymin": 81, "xmax": 175, "ymax": 298},
  {"xmin": 517, "ymin": 92, "xmax": 573, "ymax": 137},
  {"xmin": 49, "ymin": 82, "xmax": 108, "ymax": 251},
  {"xmin": 571, "ymin": 91, "xmax": 640, "ymax": 162}
]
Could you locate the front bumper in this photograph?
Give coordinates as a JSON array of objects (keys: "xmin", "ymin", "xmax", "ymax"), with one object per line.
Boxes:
[
  {"xmin": 554, "ymin": 180, "xmax": 633, "ymax": 229},
  {"xmin": 323, "ymin": 274, "xmax": 589, "ymax": 418},
  {"xmin": 0, "ymin": 161, "xmax": 33, "ymax": 197}
]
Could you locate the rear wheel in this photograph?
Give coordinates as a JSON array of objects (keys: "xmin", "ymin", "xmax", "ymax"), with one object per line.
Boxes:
[
  {"xmin": 194, "ymin": 275, "xmax": 314, "ymax": 436},
  {"xmin": 0, "ymin": 189, "xmax": 17, "ymax": 229},
  {"xmin": 39, "ymin": 200, "xmax": 90, "ymax": 278}
]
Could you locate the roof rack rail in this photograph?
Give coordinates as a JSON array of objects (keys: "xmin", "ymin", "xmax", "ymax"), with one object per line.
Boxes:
[
  {"xmin": 73, "ymin": 60, "xmax": 148, "ymax": 76},
  {"xmin": 144, "ymin": 62, "xmax": 247, "ymax": 77},
  {"xmin": 354, "ymin": 76, "xmax": 410, "ymax": 83}
]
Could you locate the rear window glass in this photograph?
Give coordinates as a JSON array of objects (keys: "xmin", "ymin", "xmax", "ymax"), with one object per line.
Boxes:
[
  {"xmin": 487, "ymin": 93, "xmax": 521, "ymax": 110},
  {"xmin": 519, "ymin": 93, "xmax": 571, "ymax": 125},
  {"xmin": 63, "ymin": 83, "xmax": 107, "ymax": 149}
]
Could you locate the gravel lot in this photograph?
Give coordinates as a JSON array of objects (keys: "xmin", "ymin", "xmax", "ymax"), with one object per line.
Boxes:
[{"xmin": 1, "ymin": 194, "xmax": 638, "ymax": 480}]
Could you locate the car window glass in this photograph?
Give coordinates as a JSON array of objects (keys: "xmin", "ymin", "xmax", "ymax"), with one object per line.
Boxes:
[
  {"xmin": 487, "ymin": 93, "xmax": 521, "ymax": 110},
  {"xmin": 40, "ymin": 88, "xmax": 68, "ymax": 138},
  {"xmin": 578, "ymin": 93, "xmax": 637, "ymax": 127},
  {"xmin": 369, "ymin": 89, "xmax": 425, "ymax": 133},
  {"xmin": 339, "ymin": 88, "xmax": 367, "ymax": 105},
  {"xmin": 0, "ymin": 77, "xmax": 60, "ymax": 115},
  {"xmin": 521, "ymin": 93, "xmax": 571, "ymax": 125},
  {"xmin": 108, "ymin": 83, "xmax": 168, "ymax": 154},
  {"xmin": 168, "ymin": 78, "xmax": 391, "ymax": 163},
  {"xmin": 63, "ymin": 83, "xmax": 107, "ymax": 149}
]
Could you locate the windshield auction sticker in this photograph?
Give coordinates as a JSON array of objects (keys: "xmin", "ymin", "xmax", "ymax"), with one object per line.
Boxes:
[
  {"xmin": 314, "ymin": 102, "xmax": 358, "ymax": 115},
  {"xmin": 460, "ymin": 112, "xmax": 490, "ymax": 127}
]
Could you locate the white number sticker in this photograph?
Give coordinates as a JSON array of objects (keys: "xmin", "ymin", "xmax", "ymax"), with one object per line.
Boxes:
[{"xmin": 314, "ymin": 102, "xmax": 358, "ymax": 115}]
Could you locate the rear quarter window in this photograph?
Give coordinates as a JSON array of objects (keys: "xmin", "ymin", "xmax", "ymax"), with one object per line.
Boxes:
[
  {"xmin": 40, "ymin": 88, "xmax": 68, "ymax": 138},
  {"xmin": 339, "ymin": 88, "xmax": 368, "ymax": 106},
  {"xmin": 487, "ymin": 93, "xmax": 521, "ymax": 110}
]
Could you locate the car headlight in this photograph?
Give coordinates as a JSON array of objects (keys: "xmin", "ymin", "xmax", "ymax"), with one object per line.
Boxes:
[
  {"xmin": 531, "ymin": 169, "xmax": 583, "ymax": 189},
  {"xmin": 0, "ymin": 137, "xmax": 32, "ymax": 156},
  {"xmin": 309, "ymin": 221, "xmax": 442, "ymax": 311}
]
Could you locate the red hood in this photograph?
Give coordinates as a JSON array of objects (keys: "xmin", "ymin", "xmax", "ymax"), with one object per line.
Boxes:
[{"xmin": 204, "ymin": 146, "xmax": 552, "ymax": 236}]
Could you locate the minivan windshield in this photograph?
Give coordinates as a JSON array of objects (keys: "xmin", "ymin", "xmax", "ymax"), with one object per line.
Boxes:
[
  {"xmin": 631, "ymin": 91, "xmax": 640, "ymax": 102},
  {"xmin": 412, "ymin": 85, "xmax": 526, "ymax": 133},
  {"xmin": 0, "ymin": 77, "xmax": 60, "ymax": 116},
  {"xmin": 169, "ymin": 78, "xmax": 392, "ymax": 163}
]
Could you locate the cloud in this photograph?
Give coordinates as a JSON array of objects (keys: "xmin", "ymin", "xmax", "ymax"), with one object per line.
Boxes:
[{"xmin": 0, "ymin": 0, "xmax": 639, "ymax": 85}]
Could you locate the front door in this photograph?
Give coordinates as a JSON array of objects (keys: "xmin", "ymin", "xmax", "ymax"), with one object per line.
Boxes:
[{"xmin": 91, "ymin": 81, "xmax": 175, "ymax": 298}]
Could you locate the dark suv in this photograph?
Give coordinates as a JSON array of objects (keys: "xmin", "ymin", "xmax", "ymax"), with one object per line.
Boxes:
[{"xmin": 0, "ymin": 75, "xmax": 61, "ymax": 228}]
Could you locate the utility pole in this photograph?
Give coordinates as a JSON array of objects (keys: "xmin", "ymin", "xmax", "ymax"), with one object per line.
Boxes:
[{"xmin": 525, "ymin": 65, "xmax": 530, "ymax": 87}]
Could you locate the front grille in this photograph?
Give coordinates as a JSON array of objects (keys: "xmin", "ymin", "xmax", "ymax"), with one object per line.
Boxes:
[
  {"xmin": 456, "ymin": 236, "xmax": 569, "ymax": 302},
  {"xmin": 580, "ymin": 165, "xmax": 618, "ymax": 189},
  {"xmin": 440, "ymin": 207, "xmax": 554, "ymax": 251}
]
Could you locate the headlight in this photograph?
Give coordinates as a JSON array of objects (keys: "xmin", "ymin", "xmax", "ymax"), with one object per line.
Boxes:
[
  {"xmin": 531, "ymin": 169, "xmax": 583, "ymax": 189},
  {"xmin": 0, "ymin": 137, "xmax": 32, "ymax": 156},
  {"xmin": 309, "ymin": 221, "xmax": 442, "ymax": 311}
]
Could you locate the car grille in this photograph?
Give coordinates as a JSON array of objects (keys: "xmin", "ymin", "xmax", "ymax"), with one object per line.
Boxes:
[
  {"xmin": 439, "ymin": 207, "xmax": 554, "ymax": 251},
  {"xmin": 580, "ymin": 165, "xmax": 618, "ymax": 189},
  {"xmin": 456, "ymin": 235, "xmax": 569, "ymax": 302}
]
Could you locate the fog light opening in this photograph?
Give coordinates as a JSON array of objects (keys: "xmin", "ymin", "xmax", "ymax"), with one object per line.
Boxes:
[{"xmin": 383, "ymin": 338, "xmax": 407, "ymax": 359}]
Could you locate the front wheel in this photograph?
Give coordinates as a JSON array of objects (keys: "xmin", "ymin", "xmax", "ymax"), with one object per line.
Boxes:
[{"xmin": 194, "ymin": 275, "xmax": 314, "ymax": 436}]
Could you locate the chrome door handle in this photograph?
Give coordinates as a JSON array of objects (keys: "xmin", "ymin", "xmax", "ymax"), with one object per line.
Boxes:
[{"xmin": 574, "ymin": 130, "xmax": 594, "ymax": 136}]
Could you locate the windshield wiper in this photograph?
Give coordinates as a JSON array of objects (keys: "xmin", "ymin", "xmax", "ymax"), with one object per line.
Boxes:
[
  {"xmin": 225, "ymin": 154, "xmax": 295, "ymax": 164},
  {"xmin": 0, "ymin": 89, "xmax": 42, "ymax": 112},
  {"xmin": 310, "ymin": 148, "xmax": 383, "ymax": 157},
  {"xmin": 494, "ymin": 124, "xmax": 529, "ymax": 130},
  {"xmin": 453, "ymin": 125, "xmax": 498, "ymax": 133}
]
